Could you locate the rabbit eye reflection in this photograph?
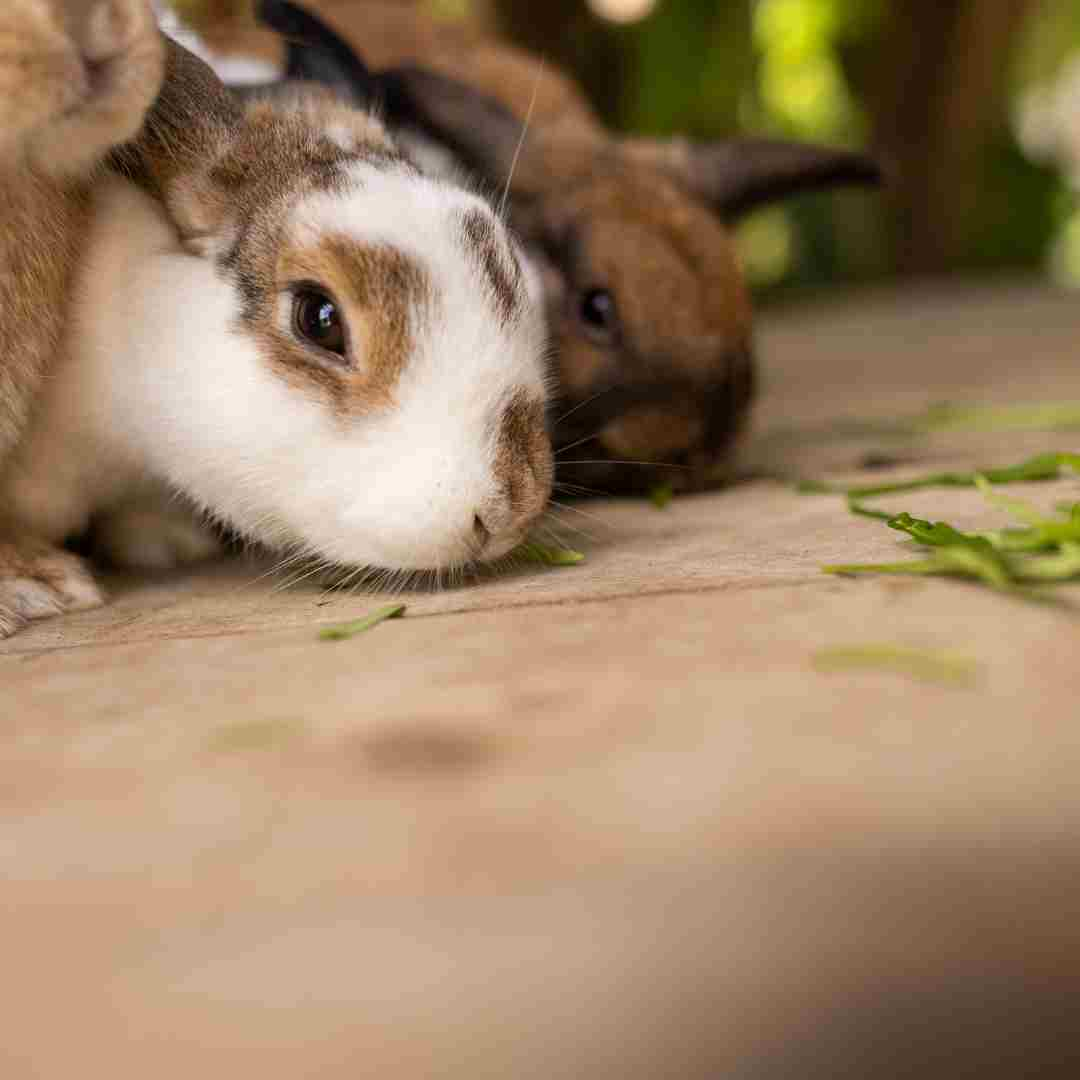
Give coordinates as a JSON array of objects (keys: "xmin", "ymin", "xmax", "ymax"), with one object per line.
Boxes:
[
  {"xmin": 293, "ymin": 289, "xmax": 347, "ymax": 358},
  {"xmin": 579, "ymin": 288, "xmax": 619, "ymax": 344}
]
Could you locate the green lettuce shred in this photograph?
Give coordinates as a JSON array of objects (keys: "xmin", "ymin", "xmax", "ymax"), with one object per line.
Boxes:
[{"xmin": 320, "ymin": 604, "xmax": 407, "ymax": 641}]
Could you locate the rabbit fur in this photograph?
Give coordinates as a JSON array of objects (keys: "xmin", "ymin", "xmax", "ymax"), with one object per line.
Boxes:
[{"xmin": 0, "ymin": 1, "xmax": 553, "ymax": 636}]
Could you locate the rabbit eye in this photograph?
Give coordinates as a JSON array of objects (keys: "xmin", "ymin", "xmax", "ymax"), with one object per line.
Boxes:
[
  {"xmin": 293, "ymin": 289, "xmax": 346, "ymax": 358},
  {"xmin": 579, "ymin": 288, "xmax": 619, "ymax": 344}
]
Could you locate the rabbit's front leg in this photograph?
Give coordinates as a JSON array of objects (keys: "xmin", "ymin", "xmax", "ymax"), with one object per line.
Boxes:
[
  {"xmin": 0, "ymin": 536, "xmax": 105, "ymax": 638},
  {"xmin": 93, "ymin": 496, "xmax": 223, "ymax": 572}
]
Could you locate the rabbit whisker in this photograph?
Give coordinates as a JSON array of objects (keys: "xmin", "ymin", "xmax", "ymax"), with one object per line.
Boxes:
[
  {"xmin": 273, "ymin": 558, "xmax": 332, "ymax": 593},
  {"xmin": 543, "ymin": 510, "xmax": 596, "ymax": 544},
  {"xmin": 558, "ymin": 460, "xmax": 691, "ymax": 470},
  {"xmin": 535, "ymin": 520, "xmax": 569, "ymax": 549},
  {"xmin": 554, "ymin": 481, "xmax": 610, "ymax": 498},
  {"xmin": 548, "ymin": 498, "xmax": 610, "ymax": 529},
  {"xmin": 553, "ymin": 386, "xmax": 617, "ymax": 427},
  {"xmin": 498, "ymin": 55, "xmax": 544, "ymax": 220},
  {"xmin": 555, "ymin": 430, "xmax": 608, "ymax": 458}
]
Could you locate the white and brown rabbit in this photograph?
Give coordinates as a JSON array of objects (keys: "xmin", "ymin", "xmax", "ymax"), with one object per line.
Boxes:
[
  {"xmin": 0, "ymin": 4, "xmax": 552, "ymax": 637},
  {"xmin": 178, "ymin": 0, "xmax": 882, "ymax": 495}
]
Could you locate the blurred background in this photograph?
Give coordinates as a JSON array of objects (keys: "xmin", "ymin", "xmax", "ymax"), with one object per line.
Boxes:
[
  {"xmin": 178, "ymin": 0, "xmax": 1080, "ymax": 302},
  {"xmin": 417, "ymin": 0, "xmax": 1080, "ymax": 304}
]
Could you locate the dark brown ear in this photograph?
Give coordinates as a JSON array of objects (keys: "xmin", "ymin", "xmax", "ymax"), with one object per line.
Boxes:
[
  {"xmin": 255, "ymin": 0, "xmax": 379, "ymax": 107},
  {"xmin": 378, "ymin": 65, "xmax": 529, "ymax": 186},
  {"xmin": 111, "ymin": 35, "xmax": 243, "ymax": 255},
  {"xmin": 622, "ymin": 136, "xmax": 882, "ymax": 219}
]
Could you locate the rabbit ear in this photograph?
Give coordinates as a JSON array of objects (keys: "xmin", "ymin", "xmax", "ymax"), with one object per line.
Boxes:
[
  {"xmin": 112, "ymin": 35, "xmax": 243, "ymax": 256},
  {"xmin": 254, "ymin": 0, "xmax": 378, "ymax": 106},
  {"xmin": 378, "ymin": 65, "xmax": 533, "ymax": 186},
  {"xmin": 622, "ymin": 136, "xmax": 882, "ymax": 219}
]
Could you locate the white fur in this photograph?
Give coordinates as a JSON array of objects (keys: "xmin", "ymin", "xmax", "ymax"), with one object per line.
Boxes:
[
  {"xmin": 394, "ymin": 130, "xmax": 548, "ymax": 314},
  {"xmin": 2, "ymin": 161, "xmax": 549, "ymax": 573}
]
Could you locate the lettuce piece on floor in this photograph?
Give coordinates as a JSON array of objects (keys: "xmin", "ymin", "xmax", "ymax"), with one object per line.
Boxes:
[
  {"xmin": 812, "ymin": 644, "xmax": 979, "ymax": 687},
  {"xmin": 1015, "ymin": 542, "xmax": 1080, "ymax": 582},
  {"xmin": 209, "ymin": 719, "xmax": 305, "ymax": 752},
  {"xmin": 973, "ymin": 474, "xmax": 1047, "ymax": 526},
  {"xmin": 320, "ymin": 604, "xmax": 407, "ymax": 641},
  {"xmin": 516, "ymin": 542, "xmax": 586, "ymax": 566},
  {"xmin": 649, "ymin": 484, "xmax": 675, "ymax": 510},
  {"xmin": 886, "ymin": 513, "xmax": 990, "ymax": 549},
  {"xmin": 800, "ymin": 452, "xmax": 1080, "ymax": 503},
  {"xmin": 914, "ymin": 401, "xmax": 1080, "ymax": 434},
  {"xmin": 825, "ymin": 543, "xmax": 1016, "ymax": 591}
]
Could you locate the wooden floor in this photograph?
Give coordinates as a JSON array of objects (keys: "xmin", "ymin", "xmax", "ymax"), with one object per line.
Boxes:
[{"xmin": 4, "ymin": 279, "xmax": 1080, "ymax": 1076}]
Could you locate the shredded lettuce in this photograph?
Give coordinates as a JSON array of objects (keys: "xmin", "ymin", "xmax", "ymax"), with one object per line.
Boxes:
[
  {"xmin": 516, "ymin": 543, "xmax": 586, "ymax": 566},
  {"xmin": 805, "ymin": 453, "xmax": 1080, "ymax": 595},
  {"xmin": 320, "ymin": 604, "xmax": 407, "ymax": 640},
  {"xmin": 812, "ymin": 644, "xmax": 979, "ymax": 687}
]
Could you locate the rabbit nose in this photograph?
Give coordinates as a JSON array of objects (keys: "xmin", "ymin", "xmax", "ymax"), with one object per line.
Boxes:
[{"xmin": 473, "ymin": 461, "xmax": 544, "ymax": 545}]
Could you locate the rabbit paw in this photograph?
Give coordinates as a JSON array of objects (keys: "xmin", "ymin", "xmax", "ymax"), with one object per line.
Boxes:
[
  {"xmin": 0, "ymin": 540, "xmax": 105, "ymax": 638},
  {"xmin": 94, "ymin": 501, "xmax": 224, "ymax": 571},
  {"xmin": 8, "ymin": 0, "xmax": 164, "ymax": 177},
  {"xmin": 80, "ymin": 0, "xmax": 148, "ymax": 65},
  {"xmin": 0, "ymin": 2, "xmax": 82, "ymax": 159},
  {"xmin": 60, "ymin": 0, "xmax": 164, "ymax": 162}
]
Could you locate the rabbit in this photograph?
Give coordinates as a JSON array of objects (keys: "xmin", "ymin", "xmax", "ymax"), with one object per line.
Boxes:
[
  {"xmin": 171, "ymin": 0, "xmax": 882, "ymax": 495},
  {"xmin": 1, "ymin": 0, "xmax": 164, "ymax": 461},
  {"xmin": 1, "ymin": 0, "xmax": 165, "ymax": 636},
  {"xmin": 0, "ymin": 24, "xmax": 553, "ymax": 637}
]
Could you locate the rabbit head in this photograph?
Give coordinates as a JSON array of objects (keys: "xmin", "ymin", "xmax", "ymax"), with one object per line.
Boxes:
[{"xmin": 93, "ymin": 36, "xmax": 552, "ymax": 574}]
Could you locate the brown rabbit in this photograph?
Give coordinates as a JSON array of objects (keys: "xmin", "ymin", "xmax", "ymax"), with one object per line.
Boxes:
[
  {"xmin": 0, "ymin": 0, "xmax": 164, "ymax": 636},
  {"xmin": 178, "ymin": 0, "xmax": 881, "ymax": 495},
  {"xmin": 1, "ymin": 0, "xmax": 164, "ymax": 456}
]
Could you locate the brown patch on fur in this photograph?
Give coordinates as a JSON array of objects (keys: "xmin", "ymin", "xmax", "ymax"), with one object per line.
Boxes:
[
  {"xmin": 258, "ymin": 235, "xmax": 433, "ymax": 413},
  {"xmin": 111, "ymin": 37, "xmax": 429, "ymax": 414},
  {"xmin": 494, "ymin": 391, "xmax": 553, "ymax": 521},
  {"xmin": 459, "ymin": 208, "xmax": 523, "ymax": 326}
]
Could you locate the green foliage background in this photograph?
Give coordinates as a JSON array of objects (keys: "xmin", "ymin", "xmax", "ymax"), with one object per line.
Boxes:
[{"xmin": 468, "ymin": 0, "xmax": 1080, "ymax": 300}]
